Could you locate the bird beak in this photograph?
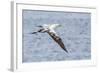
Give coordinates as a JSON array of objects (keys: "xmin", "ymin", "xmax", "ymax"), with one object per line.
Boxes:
[{"xmin": 58, "ymin": 25, "xmax": 62, "ymax": 27}]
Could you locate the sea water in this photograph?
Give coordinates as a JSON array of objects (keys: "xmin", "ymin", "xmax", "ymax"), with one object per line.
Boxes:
[{"xmin": 22, "ymin": 10, "xmax": 91, "ymax": 62}]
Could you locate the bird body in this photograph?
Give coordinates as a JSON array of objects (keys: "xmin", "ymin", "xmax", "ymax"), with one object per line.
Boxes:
[{"xmin": 31, "ymin": 24, "xmax": 68, "ymax": 53}]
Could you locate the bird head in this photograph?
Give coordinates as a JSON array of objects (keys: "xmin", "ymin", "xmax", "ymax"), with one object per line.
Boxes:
[
  {"xmin": 57, "ymin": 24, "xmax": 62, "ymax": 27},
  {"xmin": 53, "ymin": 24, "xmax": 62, "ymax": 28}
]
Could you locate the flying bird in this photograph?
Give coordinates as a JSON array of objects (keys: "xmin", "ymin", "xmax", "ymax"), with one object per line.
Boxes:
[{"xmin": 31, "ymin": 24, "xmax": 68, "ymax": 53}]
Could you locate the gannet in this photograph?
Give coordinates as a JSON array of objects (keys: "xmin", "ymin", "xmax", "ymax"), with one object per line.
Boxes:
[{"xmin": 31, "ymin": 24, "xmax": 68, "ymax": 53}]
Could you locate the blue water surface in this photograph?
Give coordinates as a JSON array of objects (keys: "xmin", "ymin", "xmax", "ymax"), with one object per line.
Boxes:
[{"xmin": 22, "ymin": 10, "xmax": 91, "ymax": 62}]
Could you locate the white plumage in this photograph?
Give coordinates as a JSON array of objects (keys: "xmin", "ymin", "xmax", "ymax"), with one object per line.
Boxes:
[
  {"xmin": 42, "ymin": 24, "xmax": 61, "ymax": 34},
  {"xmin": 31, "ymin": 24, "xmax": 68, "ymax": 53}
]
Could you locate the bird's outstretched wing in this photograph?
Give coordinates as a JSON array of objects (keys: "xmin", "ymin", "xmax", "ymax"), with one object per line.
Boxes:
[
  {"xmin": 47, "ymin": 31, "xmax": 68, "ymax": 53},
  {"xmin": 31, "ymin": 29, "xmax": 44, "ymax": 34}
]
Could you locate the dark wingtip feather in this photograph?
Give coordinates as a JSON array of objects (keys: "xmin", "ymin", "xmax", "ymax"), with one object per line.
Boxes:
[
  {"xmin": 30, "ymin": 32, "xmax": 38, "ymax": 34},
  {"xmin": 63, "ymin": 48, "xmax": 68, "ymax": 53},
  {"xmin": 65, "ymin": 49, "xmax": 68, "ymax": 53}
]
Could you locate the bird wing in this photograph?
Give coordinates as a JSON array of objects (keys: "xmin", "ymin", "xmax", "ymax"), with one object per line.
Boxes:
[
  {"xmin": 31, "ymin": 29, "xmax": 44, "ymax": 34},
  {"xmin": 47, "ymin": 31, "xmax": 68, "ymax": 53}
]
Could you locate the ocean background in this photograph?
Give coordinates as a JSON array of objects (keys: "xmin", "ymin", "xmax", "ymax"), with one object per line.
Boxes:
[{"xmin": 22, "ymin": 10, "xmax": 91, "ymax": 63}]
